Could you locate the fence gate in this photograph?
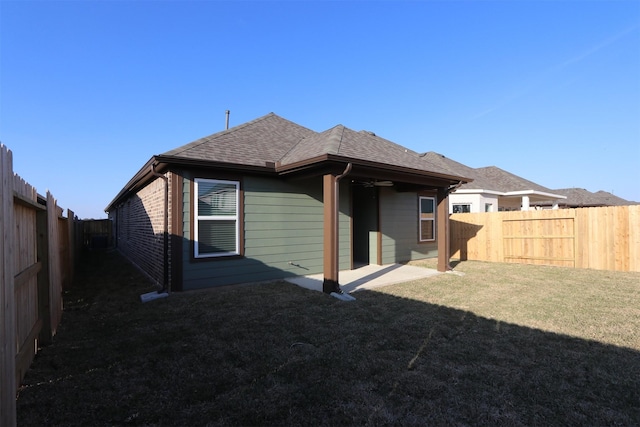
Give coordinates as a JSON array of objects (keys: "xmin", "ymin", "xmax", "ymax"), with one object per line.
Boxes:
[{"xmin": 501, "ymin": 216, "xmax": 576, "ymax": 267}]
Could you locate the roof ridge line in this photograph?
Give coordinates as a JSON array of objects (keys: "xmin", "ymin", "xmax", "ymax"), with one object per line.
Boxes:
[
  {"xmin": 276, "ymin": 133, "xmax": 313, "ymax": 165},
  {"xmin": 327, "ymin": 125, "xmax": 345, "ymax": 154},
  {"xmin": 167, "ymin": 112, "xmax": 276, "ymax": 156}
]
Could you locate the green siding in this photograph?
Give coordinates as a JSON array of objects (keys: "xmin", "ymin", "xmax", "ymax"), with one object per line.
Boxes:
[
  {"xmin": 181, "ymin": 175, "xmax": 351, "ymax": 290},
  {"xmin": 379, "ymin": 188, "xmax": 437, "ymax": 264}
]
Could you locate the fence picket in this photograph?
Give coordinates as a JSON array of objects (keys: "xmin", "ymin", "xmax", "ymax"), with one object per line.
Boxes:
[
  {"xmin": 1, "ymin": 145, "xmax": 17, "ymax": 427},
  {"xmin": 1, "ymin": 144, "xmax": 90, "ymax": 426},
  {"xmin": 451, "ymin": 206, "xmax": 640, "ymax": 272}
]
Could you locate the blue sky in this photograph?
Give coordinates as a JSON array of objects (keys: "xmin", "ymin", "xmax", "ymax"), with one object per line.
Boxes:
[{"xmin": 1, "ymin": 0, "xmax": 639, "ymax": 219}]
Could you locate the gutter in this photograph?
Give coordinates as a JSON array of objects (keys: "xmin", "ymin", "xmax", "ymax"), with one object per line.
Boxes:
[
  {"xmin": 105, "ymin": 155, "xmax": 276, "ymax": 213},
  {"xmin": 276, "ymin": 153, "xmax": 474, "ymax": 184},
  {"xmin": 105, "ymin": 157, "xmax": 157, "ymax": 213}
]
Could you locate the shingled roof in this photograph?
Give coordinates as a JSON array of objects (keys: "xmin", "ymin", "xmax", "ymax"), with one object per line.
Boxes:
[
  {"xmin": 418, "ymin": 155, "xmax": 635, "ymax": 206},
  {"xmin": 419, "ymin": 152, "xmax": 567, "ymax": 203},
  {"xmin": 593, "ymin": 190, "xmax": 638, "ymax": 206},
  {"xmin": 161, "ymin": 112, "xmax": 468, "ymax": 180},
  {"xmin": 162, "ymin": 113, "xmax": 315, "ymax": 168},
  {"xmin": 473, "ymin": 166, "xmax": 557, "ymax": 193},
  {"xmin": 106, "ymin": 113, "xmax": 472, "ymax": 212},
  {"xmin": 541, "ymin": 188, "xmax": 639, "ymax": 207},
  {"xmin": 419, "ymin": 152, "xmax": 496, "ymax": 190},
  {"xmin": 279, "ymin": 126, "xmax": 461, "ymax": 175}
]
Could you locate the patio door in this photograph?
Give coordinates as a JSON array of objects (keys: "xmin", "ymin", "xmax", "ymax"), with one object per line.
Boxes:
[{"xmin": 352, "ymin": 185, "xmax": 379, "ymax": 267}]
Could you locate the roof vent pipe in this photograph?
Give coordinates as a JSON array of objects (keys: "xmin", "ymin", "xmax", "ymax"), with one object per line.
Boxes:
[{"xmin": 225, "ymin": 110, "xmax": 230, "ymax": 130}]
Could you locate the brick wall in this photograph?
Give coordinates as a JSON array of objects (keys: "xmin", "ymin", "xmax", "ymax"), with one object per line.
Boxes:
[{"xmin": 109, "ymin": 173, "xmax": 171, "ymax": 287}]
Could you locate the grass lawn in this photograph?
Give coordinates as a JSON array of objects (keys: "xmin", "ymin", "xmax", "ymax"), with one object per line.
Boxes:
[{"xmin": 16, "ymin": 250, "xmax": 640, "ymax": 426}]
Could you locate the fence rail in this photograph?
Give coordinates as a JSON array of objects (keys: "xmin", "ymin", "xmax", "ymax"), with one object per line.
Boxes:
[
  {"xmin": 450, "ymin": 206, "xmax": 640, "ymax": 272},
  {"xmin": 1, "ymin": 144, "xmax": 83, "ymax": 427}
]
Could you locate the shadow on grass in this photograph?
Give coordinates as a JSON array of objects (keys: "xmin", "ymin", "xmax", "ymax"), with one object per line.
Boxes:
[{"xmin": 16, "ymin": 250, "xmax": 640, "ymax": 426}]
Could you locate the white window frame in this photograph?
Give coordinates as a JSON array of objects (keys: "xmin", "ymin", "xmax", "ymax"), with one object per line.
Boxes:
[
  {"xmin": 452, "ymin": 203, "xmax": 471, "ymax": 214},
  {"xmin": 419, "ymin": 196, "xmax": 436, "ymax": 242},
  {"xmin": 194, "ymin": 178, "xmax": 240, "ymax": 258}
]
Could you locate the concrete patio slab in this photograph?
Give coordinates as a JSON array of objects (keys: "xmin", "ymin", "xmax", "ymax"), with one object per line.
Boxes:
[{"xmin": 285, "ymin": 263, "xmax": 441, "ymax": 294}]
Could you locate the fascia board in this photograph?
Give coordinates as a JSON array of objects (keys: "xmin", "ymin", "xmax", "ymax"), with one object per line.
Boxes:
[
  {"xmin": 278, "ymin": 153, "xmax": 472, "ymax": 183},
  {"xmin": 504, "ymin": 190, "xmax": 567, "ymax": 199},
  {"xmin": 453, "ymin": 188, "xmax": 505, "ymax": 196}
]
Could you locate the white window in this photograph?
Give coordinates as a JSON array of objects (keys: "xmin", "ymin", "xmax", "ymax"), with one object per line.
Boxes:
[
  {"xmin": 194, "ymin": 179, "xmax": 239, "ymax": 258},
  {"xmin": 419, "ymin": 196, "xmax": 436, "ymax": 242},
  {"xmin": 485, "ymin": 203, "xmax": 493, "ymax": 212},
  {"xmin": 452, "ymin": 204, "xmax": 471, "ymax": 213}
]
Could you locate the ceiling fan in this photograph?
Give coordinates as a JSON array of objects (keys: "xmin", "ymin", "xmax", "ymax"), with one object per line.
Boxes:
[{"xmin": 353, "ymin": 180, "xmax": 394, "ymax": 188}]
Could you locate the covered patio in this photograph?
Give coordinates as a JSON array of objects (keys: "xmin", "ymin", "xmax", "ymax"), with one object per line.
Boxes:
[{"xmin": 284, "ymin": 263, "xmax": 441, "ymax": 295}]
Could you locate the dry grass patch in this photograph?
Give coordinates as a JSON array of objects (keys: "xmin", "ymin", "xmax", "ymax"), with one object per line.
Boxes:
[
  {"xmin": 16, "ymin": 251, "xmax": 640, "ymax": 426},
  {"xmin": 408, "ymin": 259, "xmax": 640, "ymax": 349}
]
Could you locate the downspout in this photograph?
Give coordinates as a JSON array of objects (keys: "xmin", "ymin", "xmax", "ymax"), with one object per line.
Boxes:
[
  {"xmin": 152, "ymin": 163, "xmax": 170, "ymax": 293},
  {"xmin": 331, "ymin": 162, "xmax": 352, "ymax": 294}
]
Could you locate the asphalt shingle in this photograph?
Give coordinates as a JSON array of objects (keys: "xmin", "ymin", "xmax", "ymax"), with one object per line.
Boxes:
[
  {"xmin": 545, "ymin": 188, "xmax": 639, "ymax": 207},
  {"xmin": 162, "ymin": 113, "xmax": 315, "ymax": 167},
  {"xmin": 163, "ymin": 113, "xmax": 467, "ymax": 179},
  {"xmin": 473, "ymin": 166, "xmax": 557, "ymax": 193}
]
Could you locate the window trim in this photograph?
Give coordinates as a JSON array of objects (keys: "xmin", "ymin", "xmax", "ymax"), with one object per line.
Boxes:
[
  {"xmin": 418, "ymin": 195, "xmax": 436, "ymax": 242},
  {"xmin": 193, "ymin": 178, "xmax": 241, "ymax": 259},
  {"xmin": 452, "ymin": 203, "xmax": 471, "ymax": 214}
]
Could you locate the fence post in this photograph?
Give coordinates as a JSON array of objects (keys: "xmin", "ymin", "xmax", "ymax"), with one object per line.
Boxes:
[
  {"xmin": 47, "ymin": 193, "xmax": 62, "ymax": 339},
  {"xmin": 1, "ymin": 145, "xmax": 17, "ymax": 427},
  {"xmin": 67, "ymin": 209, "xmax": 75, "ymax": 287}
]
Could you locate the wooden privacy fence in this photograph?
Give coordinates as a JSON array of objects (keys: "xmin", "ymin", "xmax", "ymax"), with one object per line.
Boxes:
[
  {"xmin": 1, "ymin": 144, "xmax": 80, "ymax": 427},
  {"xmin": 450, "ymin": 205, "xmax": 640, "ymax": 272}
]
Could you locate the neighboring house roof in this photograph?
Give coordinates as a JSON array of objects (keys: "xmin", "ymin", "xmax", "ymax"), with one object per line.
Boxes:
[
  {"xmin": 548, "ymin": 188, "xmax": 606, "ymax": 207},
  {"xmin": 473, "ymin": 166, "xmax": 559, "ymax": 194},
  {"xmin": 106, "ymin": 113, "xmax": 472, "ymax": 212},
  {"xmin": 422, "ymin": 154, "xmax": 637, "ymax": 207},
  {"xmin": 419, "ymin": 152, "xmax": 565, "ymax": 201},
  {"xmin": 593, "ymin": 190, "xmax": 639, "ymax": 206},
  {"xmin": 419, "ymin": 152, "xmax": 495, "ymax": 190},
  {"xmin": 539, "ymin": 188, "xmax": 639, "ymax": 207}
]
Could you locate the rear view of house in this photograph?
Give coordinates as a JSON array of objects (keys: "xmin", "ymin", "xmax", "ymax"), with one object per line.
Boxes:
[{"xmin": 105, "ymin": 113, "xmax": 471, "ymax": 293}]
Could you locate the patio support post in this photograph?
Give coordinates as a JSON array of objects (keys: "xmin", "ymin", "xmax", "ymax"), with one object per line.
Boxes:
[
  {"xmin": 437, "ymin": 187, "xmax": 451, "ymax": 272},
  {"xmin": 322, "ymin": 164, "xmax": 352, "ymax": 294},
  {"xmin": 323, "ymin": 173, "xmax": 340, "ymax": 293}
]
